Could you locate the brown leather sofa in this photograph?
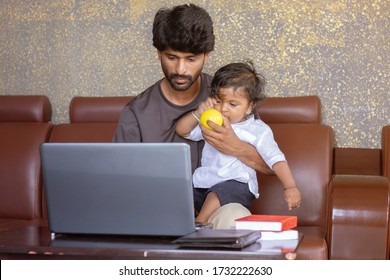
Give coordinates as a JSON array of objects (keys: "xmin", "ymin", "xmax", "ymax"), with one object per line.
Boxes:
[
  {"xmin": 0, "ymin": 95, "xmax": 388, "ymax": 260},
  {"xmin": 251, "ymin": 97, "xmax": 390, "ymax": 260},
  {"xmin": 250, "ymin": 96, "xmax": 333, "ymax": 259},
  {"xmin": 325, "ymin": 125, "xmax": 390, "ymax": 259},
  {"xmin": 382, "ymin": 125, "xmax": 390, "ymax": 258},
  {"xmin": 383, "ymin": 125, "xmax": 390, "ymax": 181},
  {"xmin": 49, "ymin": 95, "xmax": 389, "ymax": 259},
  {"xmin": 0, "ymin": 95, "xmax": 53, "ymax": 230}
]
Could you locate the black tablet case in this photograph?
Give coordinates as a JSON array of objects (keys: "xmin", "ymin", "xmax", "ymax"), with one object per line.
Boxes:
[{"xmin": 172, "ymin": 229, "xmax": 261, "ymax": 248}]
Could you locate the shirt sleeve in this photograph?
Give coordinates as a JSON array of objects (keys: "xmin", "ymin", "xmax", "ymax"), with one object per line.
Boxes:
[
  {"xmin": 112, "ymin": 106, "xmax": 142, "ymax": 142},
  {"xmin": 255, "ymin": 126, "xmax": 286, "ymax": 169},
  {"xmin": 185, "ymin": 125, "xmax": 204, "ymax": 141}
]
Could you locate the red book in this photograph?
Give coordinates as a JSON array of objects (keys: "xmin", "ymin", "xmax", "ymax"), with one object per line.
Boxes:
[{"xmin": 235, "ymin": 214, "xmax": 297, "ymax": 231}]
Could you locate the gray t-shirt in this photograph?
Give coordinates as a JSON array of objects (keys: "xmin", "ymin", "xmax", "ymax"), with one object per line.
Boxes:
[{"xmin": 113, "ymin": 73, "xmax": 212, "ymax": 172}]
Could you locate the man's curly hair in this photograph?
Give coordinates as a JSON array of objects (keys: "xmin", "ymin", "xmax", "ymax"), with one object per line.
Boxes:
[{"xmin": 153, "ymin": 4, "xmax": 215, "ymax": 54}]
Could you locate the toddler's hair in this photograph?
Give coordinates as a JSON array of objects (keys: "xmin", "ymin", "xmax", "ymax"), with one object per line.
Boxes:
[{"xmin": 211, "ymin": 60, "xmax": 266, "ymax": 114}]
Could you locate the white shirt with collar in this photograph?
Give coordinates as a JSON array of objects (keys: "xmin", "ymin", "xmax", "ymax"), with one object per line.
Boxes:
[{"xmin": 186, "ymin": 115, "xmax": 286, "ymax": 198}]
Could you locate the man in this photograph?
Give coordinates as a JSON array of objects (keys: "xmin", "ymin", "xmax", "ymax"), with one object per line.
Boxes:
[{"xmin": 113, "ymin": 4, "xmax": 271, "ymax": 227}]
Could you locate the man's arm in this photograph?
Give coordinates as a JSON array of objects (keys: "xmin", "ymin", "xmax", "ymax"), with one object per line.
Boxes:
[{"xmin": 200, "ymin": 117, "xmax": 274, "ymax": 175}]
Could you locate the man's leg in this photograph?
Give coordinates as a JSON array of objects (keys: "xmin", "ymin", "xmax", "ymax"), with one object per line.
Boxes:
[{"xmin": 207, "ymin": 203, "xmax": 251, "ymax": 229}]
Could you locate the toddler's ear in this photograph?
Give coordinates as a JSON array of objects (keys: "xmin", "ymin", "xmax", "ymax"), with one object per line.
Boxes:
[{"xmin": 246, "ymin": 101, "xmax": 255, "ymax": 114}]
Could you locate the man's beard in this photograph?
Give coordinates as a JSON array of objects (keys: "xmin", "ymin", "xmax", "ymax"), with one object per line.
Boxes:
[
  {"xmin": 162, "ymin": 64, "xmax": 202, "ymax": 91},
  {"xmin": 167, "ymin": 73, "xmax": 195, "ymax": 91}
]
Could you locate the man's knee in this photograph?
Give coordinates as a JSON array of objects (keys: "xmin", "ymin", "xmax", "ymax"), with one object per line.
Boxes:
[{"xmin": 207, "ymin": 203, "xmax": 251, "ymax": 229}]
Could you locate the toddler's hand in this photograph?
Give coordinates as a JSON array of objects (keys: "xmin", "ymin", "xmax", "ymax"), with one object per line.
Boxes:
[
  {"xmin": 195, "ymin": 98, "xmax": 216, "ymax": 116},
  {"xmin": 284, "ymin": 187, "xmax": 301, "ymax": 210}
]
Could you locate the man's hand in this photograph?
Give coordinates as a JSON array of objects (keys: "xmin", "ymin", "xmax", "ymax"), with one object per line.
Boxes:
[
  {"xmin": 200, "ymin": 116, "xmax": 241, "ymax": 155},
  {"xmin": 200, "ymin": 116, "xmax": 273, "ymax": 174}
]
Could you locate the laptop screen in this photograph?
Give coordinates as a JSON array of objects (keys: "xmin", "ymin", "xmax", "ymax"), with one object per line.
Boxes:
[{"xmin": 40, "ymin": 143, "xmax": 195, "ymax": 237}]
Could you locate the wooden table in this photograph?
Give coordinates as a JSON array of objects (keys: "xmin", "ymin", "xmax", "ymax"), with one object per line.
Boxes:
[{"xmin": 0, "ymin": 221, "xmax": 301, "ymax": 260}]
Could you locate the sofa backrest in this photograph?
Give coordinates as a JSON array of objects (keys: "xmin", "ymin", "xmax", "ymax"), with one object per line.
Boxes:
[
  {"xmin": 0, "ymin": 95, "xmax": 52, "ymax": 123},
  {"xmin": 49, "ymin": 96, "xmax": 134, "ymax": 142},
  {"xmin": 0, "ymin": 95, "xmax": 53, "ymax": 220},
  {"xmin": 69, "ymin": 96, "xmax": 134, "ymax": 123},
  {"xmin": 259, "ymin": 95, "xmax": 321, "ymax": 124},
  {"xmin": 250, "ymin": 96, "xmax": 334, "ymax": 230}
]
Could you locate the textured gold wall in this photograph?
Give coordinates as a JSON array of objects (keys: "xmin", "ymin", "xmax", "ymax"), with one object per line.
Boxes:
[{"xmin": 1, "ymin": 0, "xmax": 389, "ymax": 148}]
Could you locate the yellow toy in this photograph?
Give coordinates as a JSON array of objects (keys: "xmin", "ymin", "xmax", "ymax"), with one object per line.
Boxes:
[{"xmin": 200, "ymin": 108, "xmax": 223, "ymax": 130}]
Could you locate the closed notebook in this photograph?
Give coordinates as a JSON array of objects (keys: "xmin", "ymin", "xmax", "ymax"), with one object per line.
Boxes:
[
  {"xmin": 172, "ymin": 229, "xmax": 261, "ymax": 249},
  {"xmin": 235, "ymin": 215, "xmax": 297, "ymax": 231}
]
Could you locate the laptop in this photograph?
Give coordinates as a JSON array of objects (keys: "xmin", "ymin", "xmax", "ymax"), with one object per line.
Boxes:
[{"xmin": 40, "ymin": 142, "xmax": 195, "ymax": 237}]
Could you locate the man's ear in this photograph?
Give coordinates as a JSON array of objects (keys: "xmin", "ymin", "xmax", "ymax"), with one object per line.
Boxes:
[
  {"xmin": 204, "ymin": 52, "xmax": 211, "ymax": 64},
  {"xmin": 157, "ymin": 50, "xmax": 162, "ymax": 61}
]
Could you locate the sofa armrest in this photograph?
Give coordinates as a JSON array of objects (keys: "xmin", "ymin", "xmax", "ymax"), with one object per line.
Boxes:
[{"xmin": 327, "ymin": 175, "xmax": 389, "ymax": 259}]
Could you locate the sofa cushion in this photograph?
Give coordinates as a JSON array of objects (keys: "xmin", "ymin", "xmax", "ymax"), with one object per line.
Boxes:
[
  {"xmin": 295, "ymin": 226, "xmax": 328, "ymax": 260},
  {"xmin": 49, "ymin": 123, "xmax": 118, "ymax": 143}
]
